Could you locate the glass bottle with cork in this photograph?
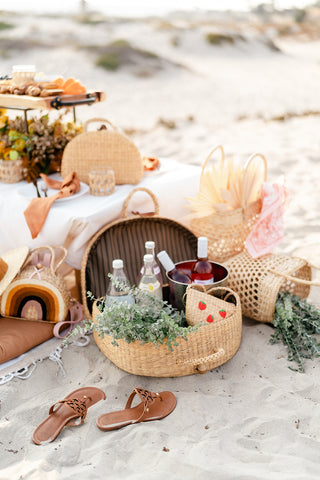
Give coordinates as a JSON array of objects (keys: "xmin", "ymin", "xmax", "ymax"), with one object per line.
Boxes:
[
  {"xmin": 190, "ymin": 236, "xmax": 214, "ymax": 284},
  {"xmin": 105, "ymin": 259, "xmax": 135, "ymax": 305}
]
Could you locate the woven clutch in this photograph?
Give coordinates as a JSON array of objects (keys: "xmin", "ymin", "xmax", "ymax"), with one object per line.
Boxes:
[{"xmin": 61, "ymin": 118, "xmax": 143, "ymax": 185}]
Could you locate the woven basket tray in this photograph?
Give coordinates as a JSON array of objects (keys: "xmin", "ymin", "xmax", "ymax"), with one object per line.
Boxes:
[
  {"xmin": 61, "ymin": 118, "xmax": 143, "ymax": 185},
  {"xmin": 92, "ymin": 287, "xmax": 242, "ymax": 377},
  {"xmin": 81, "ymin": 187, "xmax": 198, "ymax": 320}
]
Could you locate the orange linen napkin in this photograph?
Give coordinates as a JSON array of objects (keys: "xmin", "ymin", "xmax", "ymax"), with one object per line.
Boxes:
[{"xmin": 24, "ymin": 172, "xmax": 81, "ymax": 239}]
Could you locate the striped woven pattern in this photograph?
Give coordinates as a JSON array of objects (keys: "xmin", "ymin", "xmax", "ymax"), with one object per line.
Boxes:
[{"xmin": 81, "ymin": 216, "xmax": 198, "ymax": 319}]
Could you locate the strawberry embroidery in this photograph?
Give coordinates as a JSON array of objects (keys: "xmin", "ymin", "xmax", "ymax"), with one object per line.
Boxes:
[
  {"xmin": 198, "ymin": 301, "xmax": 207, "ymax": 311},
  {"xmin": 219, "ymin": 310, "xmax": 226, "ymax": 318},
  {"xmin": 206, "ymin": 314, "xmax": 214, "ymax": 323}
]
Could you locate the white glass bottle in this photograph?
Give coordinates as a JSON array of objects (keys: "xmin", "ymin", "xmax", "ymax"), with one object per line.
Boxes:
[
  {"xmin": 105, "ymin": 259, "xmax": 135, "ymax": 305},
  {"xmin": 138, "ymin": 254, "xmax": 163, "ymax": 300},
  {"xmin": 137, "ymin": 241, "xmax": 163, "ymax": 287}
]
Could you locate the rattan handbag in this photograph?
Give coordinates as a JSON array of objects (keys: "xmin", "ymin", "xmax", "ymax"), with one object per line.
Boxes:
[
  {"xmin": 190, "ymin": 146, "xmax": 267, "ymax": 263},
  {"xmin": 61, "ymin": 118, "xmax": 143, "ymax": 185},
  {"xmin": 1, "ymin": 246, "xmax": 70, "ymax": 323},
  {"xmin": 92, "ymin": 286, "xmax": 242, "ymax": 377},
  {"xmin": 224, "ymin": 251, "xmax": 320, "ymax": 324}
]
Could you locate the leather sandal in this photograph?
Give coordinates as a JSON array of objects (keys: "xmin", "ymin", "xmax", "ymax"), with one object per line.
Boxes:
[
  {"xmin": 32, "ymin": 386, "xmax": 106, "ymax": 445},
  {"xmin": 96, "ymin": 387, "xmax": 176, "ymax": 431}
]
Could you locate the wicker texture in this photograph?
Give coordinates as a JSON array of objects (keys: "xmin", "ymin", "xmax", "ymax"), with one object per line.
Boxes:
[
  {"xmin": 61, "ymin": 118, "xmax": 143, "ymax": 185},
  {"xmin": 0, "ymin": 159, "xmax": 23, "ymax": 183},
  {"xmin": 92, "ymin": 290, "xmax": 242, "ymax": 377},
  {"xmin": 185, "ymin": 285, "xmax": 240, "ymax": 327},
  {"xmin": 224, "ymin": 251, "xmax": 318, "ymax": 323},
  {"xmin": 1, "ymin": 246, "xmax": 70, "ymax": 323},
  {"xmin": 190, "ymin": 146, "xmax": 266, "ymax": 263},
  {"xmin": 81, "ymin": 188, "xmax": 198, "ymax": 320}
]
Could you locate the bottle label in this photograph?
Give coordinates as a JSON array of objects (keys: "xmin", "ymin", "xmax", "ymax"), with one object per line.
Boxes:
[
  {"xmin": 139, "ymin": 281, "xmax": 161, "ymax": 293},
  {"xmin": 153, "ymin": 265, "xmax": 161, "ymax": 275},
  {"xmin": 193, "ymin": 278, "xmax": 214, "ymax": 285}
]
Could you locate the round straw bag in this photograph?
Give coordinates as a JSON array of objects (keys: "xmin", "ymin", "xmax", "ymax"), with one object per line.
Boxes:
[
  {"xmin": 190, "ymin": 146, "xmax": 267, "ymax": 263},
  {"xmin": 1, "ymin": 246, "xmax": 70, "ymax": 323},
  {"xmin": 61, "ymin": 118, "xmax": 143, "ymax": 185},
  {"xmin": 224, "ymin": 251, "xmax": 320, "ymax": 324},
  {"xmin": 92, "ymin": 287, "xmax": 242, "ymax": 377}
]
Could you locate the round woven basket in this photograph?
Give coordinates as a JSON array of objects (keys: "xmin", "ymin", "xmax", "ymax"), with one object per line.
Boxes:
[
  {"xmin": 92, "ymin": 291, "xmax": 242, "ymax": 377},
  {"xmin": 61, "ymin": 118, "xmax": 143, "ymax": 185},
  {"xmin": 0, "ymin": 159, "xmax": 23, "ymax": 183},
  {"xmin": 190, "ymin": 146, "xmax": 266, "ymax": 263},
  {"xmin": 224, "ymin": 251, "xmax": 320, "ymax": 323}
]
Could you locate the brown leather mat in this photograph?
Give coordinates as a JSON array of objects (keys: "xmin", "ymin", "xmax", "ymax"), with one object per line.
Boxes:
[{"xmin": 0, "ymin": 317, "xmax": 54, "ymax": 365}]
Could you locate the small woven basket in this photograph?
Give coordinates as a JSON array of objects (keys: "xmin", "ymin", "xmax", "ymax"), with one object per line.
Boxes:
[
  {"xmin": 61, "ymin": 118, "xmax": 143, "ymax": 185},
  {"xmin": 0, "ymin": 159, "xmax": 23, "ymax": 183},
  {"xmin": 190, "ymin": 146, "xmax": 266, "ymax": 263},
  {"xmin": 1, "ymin": 246, "xmax": 70, "ymax": 323},
  {"xmin": 224, "ymin": 251, "xmax": 320, "ymax": 324},
  {"xmin": 92, "ymin": 288, "xmax": 242, "ymax": 377}
]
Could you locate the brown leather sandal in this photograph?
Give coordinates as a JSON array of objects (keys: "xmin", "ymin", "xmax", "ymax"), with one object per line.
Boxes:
[
  {"xmin": 96, "ymin": 387, "xmax": 176, "ymax": 431},
  {"xmin": 32, "ymin": 386, "xmax": 106, "ymax": 445}
]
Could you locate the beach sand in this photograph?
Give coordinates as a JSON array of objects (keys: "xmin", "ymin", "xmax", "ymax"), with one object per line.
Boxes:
[{"xmin": 1, "ymin": 8, "xmax": 320, "ymax": 479}]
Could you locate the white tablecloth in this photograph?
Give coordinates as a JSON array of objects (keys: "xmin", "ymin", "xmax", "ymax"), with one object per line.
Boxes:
[{"xmin": 0, "ymin": 158, "xmax": 200, "ymax": 269}]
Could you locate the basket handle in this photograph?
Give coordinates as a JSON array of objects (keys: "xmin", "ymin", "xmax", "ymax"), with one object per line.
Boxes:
[
  {"xmin": 27, "ymin": 246, "xmax": 67, "ymax": 274},
  {"xmin": 200, "ymin": 145, "xmax": 225, "ymax": 178},
  {"xmin": 83, "ymin": 118, "xmax": 117, "ymax": 133},
  {"xmin": 268, "ymin": 267, "xmax": 320, "ymax": 287},
  {"xmin": 240, "ymin": 153, "xmax": 268, "ymax": 208},
  {"xmin": 177, "ymin": 348, "xmax": 225, "ymax": 374},
  {"xmin": 186, "ymin": 284, "xmax": 240, "ymax": 307},
  {"xmin": 121, "ymin": 187, "xmax": 160, "ymax": 218}
]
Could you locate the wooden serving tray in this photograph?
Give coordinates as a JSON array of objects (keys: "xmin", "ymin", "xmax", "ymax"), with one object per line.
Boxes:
[{"xmin": 0, "ymin": 91, "xmax": 106, "ymax": 110}]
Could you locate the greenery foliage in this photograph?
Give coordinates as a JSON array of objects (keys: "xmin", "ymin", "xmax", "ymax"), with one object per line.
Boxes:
[
  {"xmin": 270, "ymin": 291, "xmax": 320, "ymax": 373},
  {"xmin": 71, "ymin": 275, "xmax": 198, "ymax": 351}
]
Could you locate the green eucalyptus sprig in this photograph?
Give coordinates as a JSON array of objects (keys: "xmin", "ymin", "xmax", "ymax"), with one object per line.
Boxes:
[
  {"xmin": 270, "ymin": 291, "xmax": 320, "ymax": 373},
  {"xmin": 69, "ymin": 275, "xmax": 198, "ymax": 351}
]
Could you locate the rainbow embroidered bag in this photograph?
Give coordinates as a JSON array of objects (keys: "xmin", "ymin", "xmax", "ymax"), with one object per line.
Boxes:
[{"xmin": 1, "ymin": 245, "xmax": 70, "ymax": 323}]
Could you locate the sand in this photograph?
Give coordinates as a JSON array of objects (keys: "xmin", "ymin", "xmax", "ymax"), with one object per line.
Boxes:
[{"xmin": 1, "ymin": 8, "xmax": 320, "ymax": 479}]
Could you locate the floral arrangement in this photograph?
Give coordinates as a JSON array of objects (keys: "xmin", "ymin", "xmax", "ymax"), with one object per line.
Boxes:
[{"xmin": 0, "ymin": 109, "xmax": 82, "ymax": 182}]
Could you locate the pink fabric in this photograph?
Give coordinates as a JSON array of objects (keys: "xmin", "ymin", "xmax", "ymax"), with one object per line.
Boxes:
[{"xmin": 246, "ymin": 181, "xmax": 288, "ymax": 258}]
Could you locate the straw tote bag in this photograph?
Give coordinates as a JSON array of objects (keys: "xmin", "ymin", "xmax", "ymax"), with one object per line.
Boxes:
[
  {"xmin": 61, "ymin": 118, "xmax": 143, "ymax": 185},
  {"xmin": 224, "ymin": 251, "xmax": 320, "ymax": 324},
  {"xmin": 1, "ymin": 246, "xmax": 70, "ymax": 323},
  {"xmin": 190, "ymin": 146, "xmax": 267, "ymax": 263}
]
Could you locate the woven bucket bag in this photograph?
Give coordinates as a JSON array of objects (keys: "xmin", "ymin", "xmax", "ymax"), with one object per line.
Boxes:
[
  {"xmin": 1, "ymin": 246, "xmax": 70, "ymax": 323},
  {"xmin": 190, "ymin": 145, "xmax": 267, "ymax": 263},
  {"xmin": 224, "ymin": 251, "xmax": 320, "ymax": 324},
  {"xmin": 61, "ymin": 118, "xmax": 143, "ymax": 185}
]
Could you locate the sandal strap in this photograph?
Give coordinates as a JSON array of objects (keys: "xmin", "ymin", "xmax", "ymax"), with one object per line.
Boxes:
[
  {"xmin": 125, "ymin": 388, "xmax": 162, "ymax": 424},
  {"xmin": 49, "ymin": 396, "xmax": 90, "ymax": 424}
]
